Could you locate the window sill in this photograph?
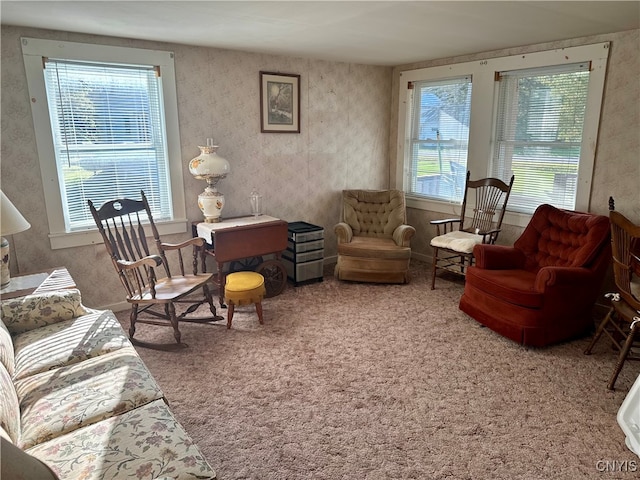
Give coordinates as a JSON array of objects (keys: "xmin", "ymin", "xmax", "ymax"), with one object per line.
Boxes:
[
  {"xmin": 48, "ymin": 219, "xmax": 189, "ymax": 250},
  {"xmin": 406, "ymin": 195, "xmax": 532, "ymax": 229}
]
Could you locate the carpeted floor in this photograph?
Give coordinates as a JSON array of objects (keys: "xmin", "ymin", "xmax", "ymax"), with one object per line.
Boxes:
[{"xmin": 115, "ymin": 261, "xmax": 639, "ymax": 480}]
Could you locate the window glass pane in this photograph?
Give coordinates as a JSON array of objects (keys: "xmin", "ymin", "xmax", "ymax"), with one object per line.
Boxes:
[
  {"xmin": 408, "ymin": 77, "xmax": 471, "ymax": 203},
  {"xmin": 492, "ymin": 63, "xmax": 590, "ymax": 213},
  {"xmin": 44, "ymin": 59, "xmax": 172, "ymax": 231}
]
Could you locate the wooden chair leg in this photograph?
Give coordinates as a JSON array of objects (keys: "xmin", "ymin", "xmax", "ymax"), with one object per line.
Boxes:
[
  {"xmin": 129, "ymin": 305, "xmax": 138, "ymax": 340},
  {"xmin": 584, "ymin": 307, "xmax": 614, "ymax": 355},
  {"xmin": 431, "ymin": 247, "xmax": 439, "ymax": 290},
  {"xmin": 227, "ymin": 304, "xmax": 235, "ymax": 329},
  {"xmin": 607, "ymin": 322, "xmax": 639, "ymax": 390},
  {"xmin": 167, "ymin": 302, "xmax": 181, "ymax": 344},
  {"xmin": 255, "ymin": 302, "xmax": 264, "ymax": 325}
]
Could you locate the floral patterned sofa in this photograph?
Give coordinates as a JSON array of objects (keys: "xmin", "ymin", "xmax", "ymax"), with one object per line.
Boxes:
[{"xmin": 0, "ymin": 288, "xmax": 216, "ymax": 480}]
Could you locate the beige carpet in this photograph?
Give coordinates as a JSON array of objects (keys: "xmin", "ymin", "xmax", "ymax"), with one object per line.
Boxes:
[{"xmin": 116, "ymin": 262, "xmax": 639, "ymax": 480}]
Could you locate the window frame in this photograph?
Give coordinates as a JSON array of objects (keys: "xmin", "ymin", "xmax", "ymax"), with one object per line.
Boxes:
[
  {"xmin": 22, "ymin": 37, "xmax": 187, "ymax": 249},
  {"xmin": 396, "ymin": 42, "xmax": 610, "ymax": 227}
]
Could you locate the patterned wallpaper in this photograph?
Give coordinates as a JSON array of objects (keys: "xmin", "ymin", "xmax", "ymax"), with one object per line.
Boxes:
[
  {"xmin": 1, "ymin": 25, "xmax": 638, "ymax": 308},
  {"xmin": 0, "ymin": 26, "xmax": 391, "ymax": 308}
]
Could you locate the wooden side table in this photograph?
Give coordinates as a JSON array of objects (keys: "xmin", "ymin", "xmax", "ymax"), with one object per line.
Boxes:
[
  {"xmin": 192, "ymin": 215, "xmax": 288, "ymax": 304},
  {"xmin": 0, "ymin": 267, "xmax": 76, "ymax": 300}
]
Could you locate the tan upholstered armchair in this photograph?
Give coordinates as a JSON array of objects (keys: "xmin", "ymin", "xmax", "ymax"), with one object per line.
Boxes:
[{"xmin": 334, "ymin": 189, "xmax": 416, "ymax": 284}]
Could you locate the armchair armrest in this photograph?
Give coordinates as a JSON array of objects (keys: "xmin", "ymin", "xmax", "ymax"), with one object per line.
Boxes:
[
  {"xmin": 393, "ymin": 224, "xmax": 416, "ymax": 247},
  {"xmin": 534, "ymin": 266, "xmax": 596, "ymax": 292},
  {"xmin": 117, "ymin": 255, "xmax": 163, "ymax": 270},
  {"xmin": 473, "ymin": 244, "xmax": 526, "ymax": 270},
  {"xmin": 334, "ymin": 222, "xmax": 353, "ymax": 244}
]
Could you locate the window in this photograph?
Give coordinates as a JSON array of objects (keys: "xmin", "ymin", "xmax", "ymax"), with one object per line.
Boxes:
[
  {"xmin": 397, "ymin": 43, "xmax": 609, "ymax": 223},
  {"xmin": 408, "ymin": 77, "xmax": 471, "ymax": 203},
  {"xmin": 22, "ymin": 38, "xmax": 186, "ymax": 249},
  {"xmin": 492, "ymin": 63, "xmax": 590, "ymax": 213}
]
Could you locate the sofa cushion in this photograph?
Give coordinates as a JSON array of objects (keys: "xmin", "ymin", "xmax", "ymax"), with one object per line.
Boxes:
[
  {"xmin": 1, "ymin": 289, "xmax": 87, "ymax": 335},
  {"xmin": 13, "ymin": 309, "xmax": 130, "ymax": 381},
  {"xmin": 27, "ymin": 399, "xmax": 216, "ymax": 480},
  {"xmin": 0, "ymin": 319, "xmax": 15, "ymax": 376},
  {"xmin": 16, "ymin": 346, "xmax": 164, "ymax": 449},
  {"xmin": 466, "ymin": 266, "xmax": 542, "ymax": 308},
  {"xmin": 0, "ymin": 363, "xmax": 20, "ymax": 443}
]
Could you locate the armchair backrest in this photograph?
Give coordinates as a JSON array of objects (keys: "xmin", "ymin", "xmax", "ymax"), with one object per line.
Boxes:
[
  {"xmin": 342, "ymin": 189, "xmax": 407, "ymax": 238},
  {"xmin": 514, "ymin": 204, "xmax": 610, "ymax": 272}
]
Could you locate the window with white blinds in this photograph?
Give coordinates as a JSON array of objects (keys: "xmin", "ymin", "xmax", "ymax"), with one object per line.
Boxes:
[
  {"xmin": 44, "ymin": 59, "xmax": 172, "ymax": 231},
  {"xmin": 22, "ymin": 38, "xmax": 185, "ymax": 249},
  {"xmin": 408, "ymin": 77, "xmax": 472, "ymax": 203},
  {"xmin": 491, "ymin": 63, "xmax": 591, "ymax": 213}
]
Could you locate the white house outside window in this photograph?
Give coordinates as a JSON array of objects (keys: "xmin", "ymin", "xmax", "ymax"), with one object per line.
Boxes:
[
  {"xmin": 397, "ymin": 43, "xmax": 609, "ymax": 223},
  {"xmin": 22, "ymin": 38, "xmax": 186, "ymax": 249}
]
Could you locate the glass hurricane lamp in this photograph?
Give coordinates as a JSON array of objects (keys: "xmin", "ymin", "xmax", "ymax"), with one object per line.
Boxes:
[{"xmin": 189, "ymin": 138, "xmax": 231, "ymax": 223}]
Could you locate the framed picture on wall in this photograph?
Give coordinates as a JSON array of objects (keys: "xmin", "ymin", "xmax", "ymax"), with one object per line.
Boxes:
[{"xmin": 260, "ymin": 71, "xmax": 300, "ymax": 133}]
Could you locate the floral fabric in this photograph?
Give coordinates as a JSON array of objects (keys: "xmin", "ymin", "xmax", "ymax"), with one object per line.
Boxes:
[
  {"xmin": 27, "ymin": 399, "xmax": 217, "ymax": 480},
  {"xmin": 0, "ymin": 363, "xmax": 20, "ymax": 443},
  {"xmin": 16, "ymin": 346, "xmax": 164, "ymax": 449},
  {"xmin": 1, "ymin": 289, "xmax": 87, "ymax": 335},
  {"xmin": 13, "ymin": 309, "xmax": 131, "ymax": 380},
  {"xmin": 0, "ymin": 320, "xmax": 14, "ymax": 376}
]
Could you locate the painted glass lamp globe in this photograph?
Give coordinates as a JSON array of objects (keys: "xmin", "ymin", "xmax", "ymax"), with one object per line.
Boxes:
[{"xmin": 189, "ymin": 138, "xmax": 231, "ymax": 223}]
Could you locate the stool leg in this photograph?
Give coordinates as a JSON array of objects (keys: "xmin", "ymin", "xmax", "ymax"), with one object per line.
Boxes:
[
  {"xmin": 227, "ymin": 304, "xmax": 235, "ymax": 329},
  {"xmin": 255, "ymin": 302, "xmax": 264, "ymax": 325}
]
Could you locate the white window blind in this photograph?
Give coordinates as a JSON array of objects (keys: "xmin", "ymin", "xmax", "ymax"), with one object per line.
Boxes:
[
  {"xmin": 491, "ymin": 62, "xmax": 591, "ymax": 213},
  {"xmin": 408, "ymin": 76, "xmax": 472, "ymax": 203},
  {"xmin": 44, "ymin": 59, "xmax": 172, "ymax": 231}
]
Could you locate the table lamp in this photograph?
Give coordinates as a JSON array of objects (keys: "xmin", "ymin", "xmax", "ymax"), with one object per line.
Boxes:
[
  {"xmin": 1, "ymin": 191, "xmax": 31, "ymax": 287},
  {"xmin": 189, "ymin": 138, "xmax": 231, "ymax": 223}
]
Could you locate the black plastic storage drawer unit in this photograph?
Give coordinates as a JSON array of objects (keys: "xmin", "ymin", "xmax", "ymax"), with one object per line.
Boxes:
[{"xmin": 282, "ymin": 221, "xmax": 324, "ymax": 285}]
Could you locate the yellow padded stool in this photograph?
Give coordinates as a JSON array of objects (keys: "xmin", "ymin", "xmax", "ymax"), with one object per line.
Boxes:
[{"xmin": 224, "ymin": 271, "xmax": 266, "ymax": 329}]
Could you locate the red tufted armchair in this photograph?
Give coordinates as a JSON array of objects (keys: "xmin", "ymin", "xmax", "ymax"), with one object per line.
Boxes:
[{"xmin": 459, "ymin": 204, "xmax": 611, "ymax": 347}]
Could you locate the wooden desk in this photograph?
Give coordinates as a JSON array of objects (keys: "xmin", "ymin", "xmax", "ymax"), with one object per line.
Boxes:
[
  {"xmin": 0, "ymin": 267, "xmax": 76, "ymax": 300},
  {"xmin": 193, "ymin": 216, "xmax": 288, "ymax": 304}
]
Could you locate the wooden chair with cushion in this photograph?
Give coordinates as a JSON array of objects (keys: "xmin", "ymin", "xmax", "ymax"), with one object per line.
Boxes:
[
  {"xmin": 459, "ymin": 203, "xmax": 611, "ymax": 347},
  {"xmin": 88, "ymin": 190, "xmax": 223, "ymax": 345},
  {"xmin": 430, "ymin": 171, "xmax": 514, "ymax": 289},
  {"xmin": 584, "ymin": 209, "xmax": 640, "ymax": 389},
  {"xmin": 334, "ymin": 189, "xmax": 415, "ymax": 284}
]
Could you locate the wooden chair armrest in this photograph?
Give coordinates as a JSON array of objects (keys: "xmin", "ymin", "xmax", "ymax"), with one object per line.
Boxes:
[
  {"xmin": 117, "ymin": 255, "xmax": 163, "ymax": 269},
  {"xmin": 160, "ymin": 237, "xmax": 205, "ymax": 251},
  {"xmin": 430, "ymin": 218, "xmax": 461, "ymax": 225}
]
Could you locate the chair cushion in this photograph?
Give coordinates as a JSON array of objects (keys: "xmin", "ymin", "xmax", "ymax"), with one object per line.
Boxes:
[
  {"xmin": 466, "ymin": 266, "xmax": 543, "ymax": 308},
  {"xmin": 12, "ymin": 309, "xmax": 131, "ymax": 381},
  {"xmin": 430, "ymin": 230, "xmax": 484, "ymax": 254},
  {"xmin": 27, "ymin": 399, "xmax": 216, "ymax": 480},
  {"xmin": 16, "ymin": 346, "xmax": 164, "ymax": 449},
  {"xmin": 338, "ymin": 236, "xmax": 411, "ymax": 260},
  {"xmin": 225, "ymin": 272, "xmax": 266, "ymax": 306}
]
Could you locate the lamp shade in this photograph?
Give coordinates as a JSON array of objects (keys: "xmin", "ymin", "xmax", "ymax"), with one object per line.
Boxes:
[{"xmin": 1, "ymin": 191, "xmax": 31, "ymax": 236}]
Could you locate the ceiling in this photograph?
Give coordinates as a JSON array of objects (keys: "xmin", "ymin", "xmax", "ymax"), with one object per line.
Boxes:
[{"xmin": 2, "ymin": 1, "xmax": 639, "ymax": 66}]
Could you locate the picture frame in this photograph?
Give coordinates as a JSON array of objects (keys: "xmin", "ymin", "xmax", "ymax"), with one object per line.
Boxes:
[{"xmin": 260, "ymin": 71, "xmax": 300, "ymax": 133}]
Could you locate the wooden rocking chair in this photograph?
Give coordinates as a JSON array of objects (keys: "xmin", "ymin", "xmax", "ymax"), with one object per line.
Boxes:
[{"xmin": 88, "ymin": 191, "xmax": 223, "ymax": 345}]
